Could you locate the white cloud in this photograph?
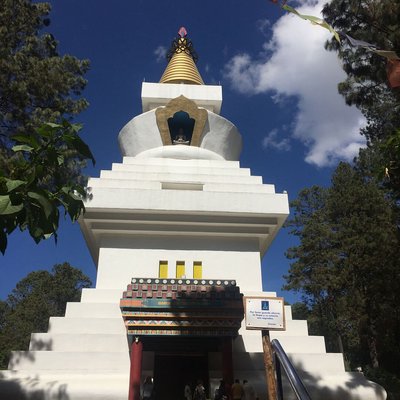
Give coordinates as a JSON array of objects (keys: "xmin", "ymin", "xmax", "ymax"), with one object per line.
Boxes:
[
  {"xmin": 262, "ymin": 129, "xmax": 291, "ymax": 151},
  {"xmin": 154, "ymin": 45, "xmax": 167, "ymax": 63},
  {"xmin": 223, "ymin": 0, "xmax": 366, "ymax": 167},
  {"xmin": 256, "ymin": 18, "xmax": 271, "ymax": 37}
]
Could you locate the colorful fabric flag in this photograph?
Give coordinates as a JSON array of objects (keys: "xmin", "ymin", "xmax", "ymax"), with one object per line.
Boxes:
[
  {"xmin": 271, "ymin": 2, "xmax": 400, "ymax": 88},
  {"xmin": 283, "ymin": 4, "xmax": 340, "ymax": 43}
]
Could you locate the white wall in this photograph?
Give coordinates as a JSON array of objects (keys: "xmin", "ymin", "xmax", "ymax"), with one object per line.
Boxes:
[{"xmin": 96, "ymin": 236, "xmax": 262, "ymax": 293}]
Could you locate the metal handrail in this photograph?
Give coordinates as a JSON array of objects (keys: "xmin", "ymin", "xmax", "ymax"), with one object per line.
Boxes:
[{"xmin": 271, "ymin": 339, "xmax": 312, "ymax": 400}]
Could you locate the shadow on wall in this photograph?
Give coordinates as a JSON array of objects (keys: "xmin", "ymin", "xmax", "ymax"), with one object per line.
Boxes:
[
  {"xmin": 230, "ymin": 342, "xmax": 386, "ymax": 400},
  {"xmin": 279, "ymin": 359, "xmax": 386, "ymax": 400},
  {"xmin": 7, "ymin": 337, "xmax": 53, "ymax": 370},
  {"xmin": 0, "ymin": 336, "xmax": 70, "ymax": 400},
  {"xmin": 0, "ymin": 370, "xmax": 70, "ymax": 400}
]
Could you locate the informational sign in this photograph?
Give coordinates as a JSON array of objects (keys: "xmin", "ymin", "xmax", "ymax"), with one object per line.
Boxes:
[{"xmin": 244, "ymin": 296, "xmax": 285, "ymax": 330}]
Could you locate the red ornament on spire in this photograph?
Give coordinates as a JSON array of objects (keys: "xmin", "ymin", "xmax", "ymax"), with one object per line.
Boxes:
[{"xmin": 178, "ymin": 27, "xmax": 187, "ymax": 38}]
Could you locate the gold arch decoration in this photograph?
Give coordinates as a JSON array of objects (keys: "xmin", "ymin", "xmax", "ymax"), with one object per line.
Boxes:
[{"xmin": 155, "ymin": 95, "xmax": 208, "ymax": 147}]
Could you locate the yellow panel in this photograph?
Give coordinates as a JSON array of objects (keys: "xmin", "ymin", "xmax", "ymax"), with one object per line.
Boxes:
[
  {"xmin": 159, "ymin": 261, "xmax": 168, "ymax": 279},
  {"xmin": 176, "ymin": 261, "xmax": 185, "ymax": 278},
  {"xmin": 193, "ymin": 261, "xmax": 202, "ymax": 279}
]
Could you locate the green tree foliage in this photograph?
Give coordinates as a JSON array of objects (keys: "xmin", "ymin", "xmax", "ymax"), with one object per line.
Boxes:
[
  {"xmin": 0, "ymin": 121, "xmax": 95, "ymax": 254},
  {"xmin": 322, "ymin": 0, "xmax": 400, "ymax": 197},
  {"xmin": 285, "ymin": 162, "xmax": 400, "ymax": 376},
  {"xmin": 322, "ymin": 0, "xmax": 400, "ymax": 109},
  {"xmin": 0, "ymin": 263, "xmax": 92, "ymax": 369},
  {"xmin": 0, "ymin": 0, "xmax": 89, "ymax": 143},
  {"xmin": 0, "ymin": 1, "xmax": 94, "ymax": 253}
]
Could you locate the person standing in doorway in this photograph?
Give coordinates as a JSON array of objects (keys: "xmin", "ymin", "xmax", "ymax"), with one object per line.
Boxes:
[
  {"xmin": 231, "ymin": 379, "xmax": 244, "ymax": 400},
  {"xmin": 242, "ymin": 380, "xmax": 256, "ymax": 400},
  {"xmin": 193, "ymin": 380, "xmax": 206, "ymax": 400},
  {"xmin": 184, "ymin": 383, "xmax": 192, "ymax": 400},
  {"xmin": 142, "ymin": 376, "xmax": 154, "ymax": 400}
]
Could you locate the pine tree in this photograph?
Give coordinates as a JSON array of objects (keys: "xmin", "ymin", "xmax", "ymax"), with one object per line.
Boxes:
[
  {"xmin": 0, "ymin": 1, "xmax": 94, "ymax": 252},
  {"xmin": 0, "ymin": 263, "xmax": 92, "ymax": 369},
  {"xmin": 0, "ymin": 0, "xmax": 89, "ymax": 144},
  {"xmin": 322, "ymin": 0, "xmax": 400, "ymax": 198},
  {"xmin": 285, "ymin": 162, "xmax": 400, "ymax": 371}
]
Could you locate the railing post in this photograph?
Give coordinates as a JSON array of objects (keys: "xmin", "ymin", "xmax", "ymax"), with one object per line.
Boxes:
[
  {"xmin": 262, "ymin": 330, "xmax": 278, "ymax": 400},
  {"xmin": 274, "ymin": 352, "xmax": 284, "ymax": 400},
  {"xmin": 271, "ymin": 339, "xmax": 312, "ymax": 400}
]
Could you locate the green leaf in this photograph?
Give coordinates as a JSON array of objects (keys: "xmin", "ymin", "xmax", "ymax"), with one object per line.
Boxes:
[
  {"xmin": 0, "ymin": 195, "xmax": 23, "ymax": 215},
  {"xmin": 11, "ymin": 134, "xmax": 40, "ymax": 149},
  {"xmin": 63, "ymin": 134, "xmax": 95, "ymax": 165},
  {"xmin": 35, "ymin": 122, "xmax": 60, "ymax": 138},
  {"xmin": 45, "ymin": 122, "xmax": 62, "ymax": 129},
  {"xmin": 27, "ymin": 191, "xmax": 54, "ymax": 219},
  {"xmin": 5, "ymin": 179, "xmax": 27, "ymax": 193},
  {"xmin": 12, "ymin": 144, "xmax": 34, "ymax": 153},
  {"xmin": 68, "ymin": 122, "xmax": 83, "ymax": 134},
  {"xmin": 57, "ymin": 154, "xmax": 65, "ymax": 166}
]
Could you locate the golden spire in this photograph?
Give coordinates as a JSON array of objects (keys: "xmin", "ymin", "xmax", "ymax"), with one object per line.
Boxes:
[{"xmin": 159, "ymin": 27, "xmax": 204, "ymax": 85}]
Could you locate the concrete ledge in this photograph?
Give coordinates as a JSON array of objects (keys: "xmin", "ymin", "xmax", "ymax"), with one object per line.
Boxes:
[
  {"xmin": 29, "ymin": 333, "xmax": 129, "ymax": 352},
  {"xmin": 99, "ymin": 170, "xmax": 263, "ymax": 184},
  {"xmin": 65, "ymin": 302, "xmax": 122, "ymax": 318},
  {"xmin": 88, "ymin": 177, "xmax": 162, "ymax": 190},
  {"xmin": 88, "ymin": 177, "xmax": 276, "ymax": 194},
  {"xmin": 269, "ymin": 335, "xmax": 326, "ymax": 354},
  {"xmin": 111, "ymin": 162, "xmax": 251, "ymax": 176},
  {"xmin": 284, "ymin": 305, "xmax": 292, "ymax": 320},
  {"xmin": 8, "ymin": 351, "xmax": 129, "ymax": 372},
  {"xmin": 231, "ymin": 352, "xmax": 345, "ymax": 374},
  {"xmin": 290, "ymin": 353, "xmax": 345, "ymax": 374},
  {"xmin": 268, "ymin": 319, "xmax": 309, "ymax": 336},
  {"xmin": 300, "ymin": 372, "xmax": 386, "ymax": 400},
  {"xmin": 0, "ymin": 371, "xmax": 129, "ymax": 400},
  {"xmin": 141, "ymin": 82, "xmax": 222, "ymax": 114},
  {"xmin": 81, "ymin": 288, "xmax": 123, "ymax": 303},
  {"xmin": 122, "ymin": 156, "xmax": 240, "ymax": 168},
  {"xmin": 48, "ymin": 317, "xmax": 126, "ymax": 334}
]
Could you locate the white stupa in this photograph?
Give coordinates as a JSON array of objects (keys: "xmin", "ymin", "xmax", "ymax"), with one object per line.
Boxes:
[{"xmin": 0, "ymin": 28, "xmax": 386, "ymax": 400}]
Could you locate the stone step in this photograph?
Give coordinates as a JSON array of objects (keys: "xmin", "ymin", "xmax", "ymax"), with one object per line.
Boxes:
[
  {"xmin": 48, "ymin": 317, "xmax": 126, "ymax": 334},
  {"xmin": 270, "ymin": 319, "xmax": 309, "ymax": 336},
  {"xmin": 86, "ymin": 186, "xmax": 288, "ymax": 216},
  {"xmin": 29, "ymin": 333, "xmax": 129, "ymax": 352},
  {"xmin": 88, "ymin": 177, "xmax": 161, "ymax": 190},
  {"xmin": 122, "ymin": 156, "xmax": 240, "ymax": 169},
  {"xmin": 88, "ymin": 178, "xmax": 276, "ymax": 194},
  {"xmin": 290, "ymin": 353, "xmax": 345, "ymax": 374},
  {"xmin": 111, "ymin": 162, "xmax": 251, "ymax": 176},
  {"xmin": 65, "ymin": 302, "xmax": 122, "ymax": 318},
  {"xmin": 285, "ymin": 372, "xmax": 386, "ymax": 400},
  {"xmin": 81, "ymin": 288, "xmax": 123, "ymax": 303},
  {"xmin": 284, "ymin": 305, "xmax": 292, "ymax": 320},
  {"xmin": 8, "ymin": 351, "xmax": 130, "ymax": 372},
  {"xmin": 268, "ymin": 335, "xmax": 326, "ymax": 354},
  {"xmin": 99, "ymin": 170, "xmax": 263, "ymax": 184},
  {"xmin": 0, "ymin": 371, "xmax": 130, "ymax": 400},
  {"xmin": 232, "ymin": 352, "xmax": 345, "ymax": 374}
]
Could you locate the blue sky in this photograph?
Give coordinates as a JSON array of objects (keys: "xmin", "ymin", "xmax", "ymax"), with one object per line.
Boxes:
[{"xmin": 0, "ymin": 0, "xmax": 365, "ymax": 304}]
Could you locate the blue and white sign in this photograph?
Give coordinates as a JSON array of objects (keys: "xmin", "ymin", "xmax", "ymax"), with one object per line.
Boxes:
[{"xmin": 245, "ymin": 297, "xmax": 285, "ymax": 330}]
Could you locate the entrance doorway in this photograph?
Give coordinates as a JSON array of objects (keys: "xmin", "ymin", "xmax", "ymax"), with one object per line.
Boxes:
[{"xmin": 153, "ymin": 352, "xmax": 209, "ymax": 400}]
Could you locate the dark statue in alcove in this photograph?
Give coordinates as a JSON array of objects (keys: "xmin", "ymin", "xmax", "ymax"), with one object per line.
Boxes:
[{"xmin": 168, "ymin": 110, "xmax": 195, "ymax": 145}]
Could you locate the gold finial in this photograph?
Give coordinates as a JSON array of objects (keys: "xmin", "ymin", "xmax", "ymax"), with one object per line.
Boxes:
[{"xmin": 159, "ymin": 27, "xmax": 204, "ymax": 85}]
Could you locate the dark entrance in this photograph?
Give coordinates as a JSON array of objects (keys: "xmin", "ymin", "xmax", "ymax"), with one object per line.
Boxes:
[{"xmin": 154, "ymin": 352, "xmax": 208, "ymax": 400}]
